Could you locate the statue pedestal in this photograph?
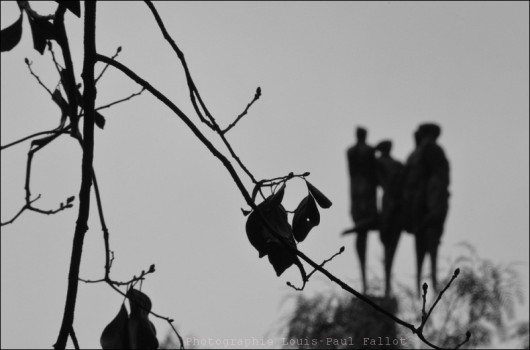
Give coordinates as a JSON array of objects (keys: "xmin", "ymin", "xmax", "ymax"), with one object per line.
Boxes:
[{"xmin": 319, "ymin": 295, "xmax": 401, "ymax": 349}]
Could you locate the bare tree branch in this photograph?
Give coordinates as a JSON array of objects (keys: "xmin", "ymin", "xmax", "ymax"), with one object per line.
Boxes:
[
  {"xmin": 95, "ymin": 46, "xmax": 122, "ymax": 84},
  {"xmin": 223, "ymin": 87, "xmax": 261, "ymax": 134},
  {"xmin": 54, "ymin": 2, "xmax": 97, "ymax": 348},
  {"xmin": 94, "ymin": 87, "xmax": 145, "ymax": 112}
]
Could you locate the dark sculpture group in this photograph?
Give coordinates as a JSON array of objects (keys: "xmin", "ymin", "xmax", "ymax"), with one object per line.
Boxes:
[{"xmin": 344, "ymin": 123, "xmax": 450, "ymax": 297}]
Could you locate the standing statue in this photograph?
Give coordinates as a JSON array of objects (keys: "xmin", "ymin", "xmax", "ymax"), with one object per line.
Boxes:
[
  {"xmin": 402, "ymin": 123, "xmax": 450, "ymax": 295},
  {"xmin": 375, "ymin": 140, "xmax": 404, "ymax": 297},
  {"xmin": 345, "ymin": 126, "xmax": 378, "ymax": 294}
]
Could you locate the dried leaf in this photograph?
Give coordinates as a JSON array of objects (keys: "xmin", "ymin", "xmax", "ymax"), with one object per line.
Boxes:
[
  {"xmin": 100, "ymin": 303, "xmax": 129, "ymax": 349},
  {"xmin": 292, "ymin": 195, "xmax": 320, "ymax": 242},
  {"xmin": 127, "ymin": 289, "xmax": 158, "ymax": 349},
  {"xmin": 52, "ymin": 88, "xmax": 69, "ymax": 129},
  {"xmin": 31, "ymin": 134, "xmax": 55, "ymax": 148},
  {"xmin": 55, "ymin": 1, "xmax": 81, "ymax": 17},
  {"xmin": 95, "ymin": 111, "xmax": 106, "ymax": 129},
  {"xmin": 1, "ymin": 12, "xmax": 23, "ymax": 52},
  {"xmin": 267, "ymin": 239, "xmax": 298, "ymax": 276},
  {"xmin": 27, "ymin": 15, "xmax": 56, "ymax": 54},
  {"xmin": 306, "ymin": 181, "xmax": 332, "ymax": 208},
  {"xmin": 246, "ymin": 184, "xmax": 289, "ymax": 258},
  {"xmin": 246, "ymin": 201, "xmax": 276, "ymax": 258},
  {"xmin": 265, "ymin": 204, "xmax": 299, "ymax": 276}
]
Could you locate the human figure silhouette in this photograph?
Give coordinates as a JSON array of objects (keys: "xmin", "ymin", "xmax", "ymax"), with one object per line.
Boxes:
[
  {"xmin": 402, "ymin": 123, "xmax": 450, "ymax": 295},
  {"xmin": 375, "ymin": 140, "xmax": 404, "ymax": 298},
  {"xmin": 346, "ymin": 126, "xmax": 378, "ymax": 294}
]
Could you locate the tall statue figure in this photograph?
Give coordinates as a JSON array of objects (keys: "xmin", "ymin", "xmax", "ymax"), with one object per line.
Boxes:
[
  {"xmin": 375, "ymin": 140, "xmax": 404, "ymax": 297},
  {"xmin": 402, "ymin": 123, "xmax": 450, "ymax": 295},
  {"xmin": 346, "ymin": 126, "xmax": 378, "ymax": 294}
]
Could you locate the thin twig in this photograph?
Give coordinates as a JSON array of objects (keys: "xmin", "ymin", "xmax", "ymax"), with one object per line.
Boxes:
[
  {"xmin": 1, "ymin": 127, "xmax": 70, "ymax": 151},
  {"xmin": 420, "ymin": 268, "xmax": 460, "ymax": 330},
  {"xmin": 95, "ymin": 46, "xmax": 122, "ymax": 84},
  {"xmin": 69, "ymin": 327, "xmax": 80, "ymax": 350},
  {"xmin": 287, "ymin": 246, "xmax": 345, "ymax": 291},
  {"xmin": 95, "ymin": 87, "xmax": 145, "ymax": 112},
  {"xmin": 0, "ymin": 196, "xmax": 40, "ymax": 226},
  {"xmin": 222, "ymin": 87, "xmax": 261, "ymax": 134},
  {"xmin": 455, "ymin": 331, "xmax": 472, "ymax": 349},
  {"xmin": 25, "ymin": 58, "xmax": 54, "ymax": 97},
  {"xmin": 143, "ymin": 0, "xmax": 259, "ymax": 184},
  {"xmin": 47, "ymin": 41, "xmax": 64, "ymax": 75},
  {"xmin": 79, "ymin": 264, "xmax": 156, "ymax": 286},
  {"xmin": 91, "ymin": 169, "xmax": 111, "ymax": 279}
]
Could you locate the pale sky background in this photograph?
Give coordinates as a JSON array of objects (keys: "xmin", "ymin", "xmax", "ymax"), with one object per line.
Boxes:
[{"xmin": 1, "ymin": 1, "xmax": 528, "ymax": 349}]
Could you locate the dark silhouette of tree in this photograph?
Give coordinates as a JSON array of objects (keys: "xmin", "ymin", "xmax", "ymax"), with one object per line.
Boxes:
[{"xmin": 1, "ymin": 2, "xmax": 471, "ymax": 349}]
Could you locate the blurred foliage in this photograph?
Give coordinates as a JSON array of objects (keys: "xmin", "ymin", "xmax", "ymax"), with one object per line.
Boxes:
[{"xmin": 275, "ymin": 242, "xmax": 529, "ymax": 349}]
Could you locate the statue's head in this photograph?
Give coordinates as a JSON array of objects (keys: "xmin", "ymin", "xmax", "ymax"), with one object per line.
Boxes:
[
  {"xmin": 418, "ymin": 123, "xmax": 441, "ymax": 141},
  {"xmin": 376, "ymin": 140, "xmax": 392, "ymax": 155},
  {"xmin": 356, "ymin": 126, "xmax": 367, "ymax": 142}
]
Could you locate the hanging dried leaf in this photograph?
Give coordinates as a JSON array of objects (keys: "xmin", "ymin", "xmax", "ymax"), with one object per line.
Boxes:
[
  {"xmin": 127, "ymin": 289, "xmax": 158, "ymax": 349},
  {"xmin": 27, "ymin": 15, "xmax": 56, "ymax": 54},
  {"xmin": 267, "ymin": 239, "xmax": 298, "ymax": 276},
  {"xmin": 51, "ymin": 88, "xmax": 69, "ymax": 130},
  {"xmin": 31, "ymin": 134, "xmax": 56, "ymax": 148},
  {"xmin": 306, "ymin": 181, "xmax": 332, "ymax": 209},
  {"xmin": 95, "ymin": 111, "xmax": 106, "ymax": 129},
  {"xmin": 292, "ymin": 195, "xmax": 320, "ymax": 242},
  {"xmin": 246, "ymin": 185, "xmax": 287, "ymax": 258},
  {"xmin": 100, "ymin": 303, "xmax": 129, "ymax": 349},
  {"xmin": 1, "ymin": 12, "xmax": 23, "ymax": 52},
  {"xmin": 265, "ymin": 205, "xmax": 300, "ymax": 276},
  {"xmin": 55, "ymin": 1, "xmax": 81, "ymax": 17},
  {"xmin": 246, "ymin": 205, "xmax": 274, "ymax": 258},
  {"xmin": 246, "ymin": 197, "xmax": 303, "ymax": 278}
]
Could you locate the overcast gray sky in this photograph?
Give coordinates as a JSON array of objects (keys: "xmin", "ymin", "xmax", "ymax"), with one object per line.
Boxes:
[{"xmin": 1, "ymin": 1, "xmax": 529, "ymax": 349}]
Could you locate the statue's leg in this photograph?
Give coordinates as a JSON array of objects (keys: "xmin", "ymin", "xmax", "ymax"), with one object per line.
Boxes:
[
  {"xmin": 356, "ymin": 231, "xmax": 368, "ymax": 294},
  {"xmin": 415, "ymin": 232, "xmax": 427, "ymax": 297},
  {"xmin": 384, "ymin": 229, "xmax": 402, "ymax": 298},
  {"xmin": 384, "ymin": 243, "xmax": 392, "ymax": 298},
  {"xmin": 427, "ymin": 228, "xmax": 442, "ymax": 293}
]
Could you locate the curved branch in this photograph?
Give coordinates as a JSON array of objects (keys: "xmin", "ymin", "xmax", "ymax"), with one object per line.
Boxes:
[
  {"xmin": 96, "ymin": 54, "xmax": 253, "ymax": 207},
  {"xmin": 143, "ymin": 0, "xmax": 258, "ymax": 184},
  {"xmin": 1, "ymin": 127, "xmax": 70, "ymax": 151}
]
